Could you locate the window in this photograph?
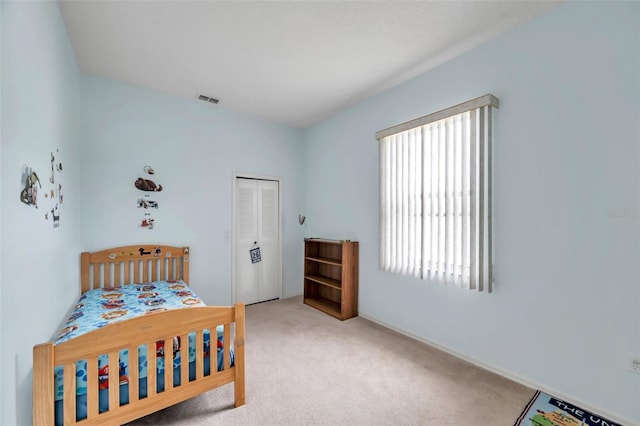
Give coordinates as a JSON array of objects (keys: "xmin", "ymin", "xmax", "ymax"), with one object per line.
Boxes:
[{"xmin": 377, "ymin": 94, "xmax": 498, "ymax": 292}]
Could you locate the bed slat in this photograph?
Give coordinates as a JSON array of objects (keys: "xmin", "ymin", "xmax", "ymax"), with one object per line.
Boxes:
[
  {"xmin": 196, "ymin": 330, "xmax": 204, "ymax": 380},
  {"xmin": 180, "ymin": 333, "xmax": 189, "ymax": 385},
  {"xmin": 108, "ymin": 351, "xmax": 119, "ymax": 412},
  {"xmin": 93, "ymin": 265, "xmax": 100, "ymax": 290},
  {"xmin": 149, "ymin": 259, "xmax": 154, "ymax": 282},
  {"xmin": 124, "ymin": 260, "xmax": 131, "ymax": 285},
  {"xmin": 142, "ymin": 259, "xmax": 149, "ymax": 283},
  {"xmin": 104, "ymin": 263, "xmax": 111, "ymax": 287},
  {"xmin": 86, "ymin": 357, "xmax": 99, "ymax": 419},
  {"xmin": 133, "ymin": 260, "xmax": 140, "ymax": 284},
  {"xmin": 147, "ymin": 342, "xmax": 157, "ymax": 398},
  {"xmin": 177, "ymin": 258, "xmax": 182, "ymax": 281},
  {"xmin": 160, "ymin": 258, "xmax": 165, "ymax": 281},
  {"xmin": 223, "ymin": 324, "xmax": 231, "ymax": 371},
  {"xmin": 164, "ymin": 338, "xmax": 173, "ymax": 391},
  {"xmin": 63, "ymin": 362, "xmax": 76, "ymax": 424},
  {"xmin": 129, "ymin": 346, "xmax": 139, "ymax": 404}
]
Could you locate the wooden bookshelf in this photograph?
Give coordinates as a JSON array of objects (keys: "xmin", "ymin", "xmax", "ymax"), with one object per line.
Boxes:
[{"xmin": 303, "ymin": 238, "xmax": 358, "ymax": 320}]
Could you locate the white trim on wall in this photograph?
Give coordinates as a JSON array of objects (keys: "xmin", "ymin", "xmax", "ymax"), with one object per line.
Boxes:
[{"xmin": 358, "ymin": 313, "xmax": 637, "ymax": 426}]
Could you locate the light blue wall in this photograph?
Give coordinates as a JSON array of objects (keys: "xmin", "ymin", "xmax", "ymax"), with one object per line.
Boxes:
[
  {"xmin": 1, "ymin": 1, "xmax": 83, "ymax": 425},
  {"xmin": 304, "ymin": 1, "xmax": 639, "ymax": 424},
  {"xmin": 80, "ymin": 75, "xmax": 306, "ymax": 306},
  {"xmin": 2, "ymin": 0, "xmax": 638, "ymax": 425}
]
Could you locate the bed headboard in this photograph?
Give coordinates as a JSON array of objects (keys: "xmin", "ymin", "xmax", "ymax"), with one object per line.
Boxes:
[{"xmin": 80, "ymin": 245, "xmax": 190, "ymax": 293}]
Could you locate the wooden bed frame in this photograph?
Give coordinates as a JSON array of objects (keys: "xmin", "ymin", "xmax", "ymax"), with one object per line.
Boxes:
[{"xmin": 33, "ymin": 245, "xmax": 245, "ymax": 425}]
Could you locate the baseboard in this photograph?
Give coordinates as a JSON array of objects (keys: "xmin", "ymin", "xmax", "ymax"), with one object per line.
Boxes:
[{"xmin": 358, "ymin": 313, "xmax": 637, "ymax": 426}]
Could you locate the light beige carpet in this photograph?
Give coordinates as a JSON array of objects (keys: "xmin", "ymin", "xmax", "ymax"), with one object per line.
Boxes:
[{"xmin": 128, "ymin": 296, "xmax": 534, "ymax": 425}]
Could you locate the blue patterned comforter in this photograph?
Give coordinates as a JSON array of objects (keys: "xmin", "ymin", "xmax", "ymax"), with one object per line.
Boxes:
[{"xmin": 53, "ymin": 280, "xmax": 225, "ymax": 403}]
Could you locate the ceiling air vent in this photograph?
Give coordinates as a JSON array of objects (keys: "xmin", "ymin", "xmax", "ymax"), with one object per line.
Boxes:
[{"xmin": 197, "ymin": 94, "xmax": 219, "ymax": 104}]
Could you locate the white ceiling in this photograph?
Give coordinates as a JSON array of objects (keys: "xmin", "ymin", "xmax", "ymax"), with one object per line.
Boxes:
[{"xmin": 59, "ymin": 0, "xmax": 560, "ymax": 129}]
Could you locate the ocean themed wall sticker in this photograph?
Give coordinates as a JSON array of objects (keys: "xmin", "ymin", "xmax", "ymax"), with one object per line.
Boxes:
[{"xmin": 135, "ymin": 165, "xmax": 161, "ymax": 229}]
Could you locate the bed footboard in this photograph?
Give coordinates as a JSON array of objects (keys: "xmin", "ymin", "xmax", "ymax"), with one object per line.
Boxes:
[{"xmin": 33, "ymin": 303, "xmax": 245, "ymax": 425}]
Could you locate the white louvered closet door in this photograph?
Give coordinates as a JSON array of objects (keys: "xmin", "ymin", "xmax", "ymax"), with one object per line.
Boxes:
[{"xmin": 235, "ymin": 178, "xmax": 280, "ymax": 305}]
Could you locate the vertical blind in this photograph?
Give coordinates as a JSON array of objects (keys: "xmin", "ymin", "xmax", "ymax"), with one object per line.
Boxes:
[{"xmin": 377, "ymin": 94, "xmax": 498, "ymax": 292}]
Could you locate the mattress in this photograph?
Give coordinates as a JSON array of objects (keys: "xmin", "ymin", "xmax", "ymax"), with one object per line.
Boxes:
[{"xmin": 53, "ymin": 280, "xmax": 232, "ymax": 424}]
